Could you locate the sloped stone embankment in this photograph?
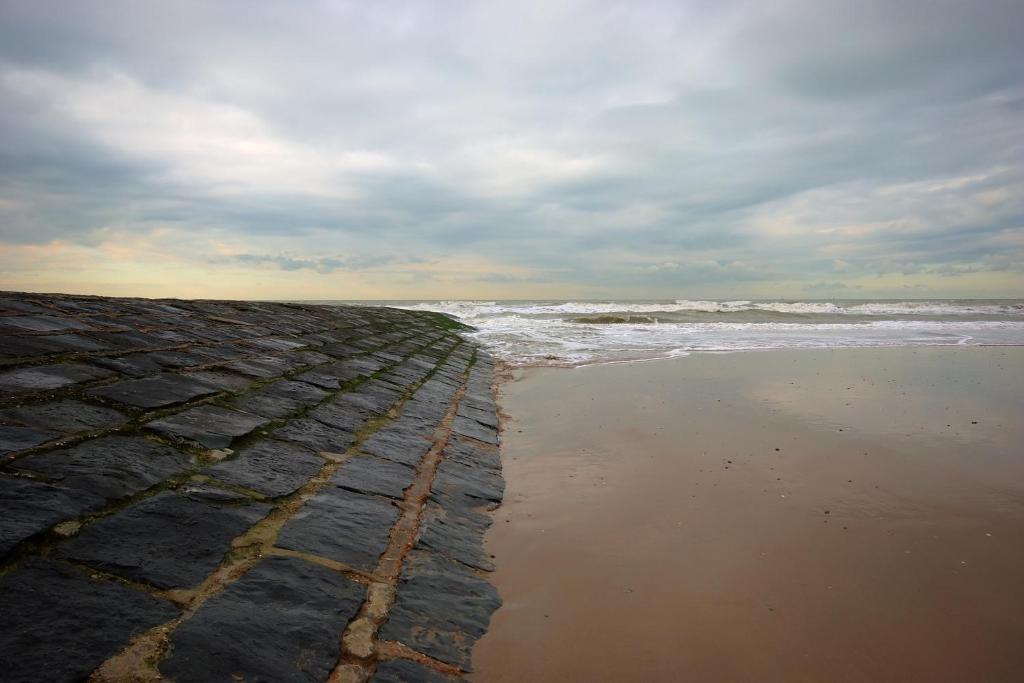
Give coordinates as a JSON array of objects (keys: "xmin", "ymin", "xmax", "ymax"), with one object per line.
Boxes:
[{"xmin": 0, "ymin": 292, "xmax": 502, "ymax": 682}]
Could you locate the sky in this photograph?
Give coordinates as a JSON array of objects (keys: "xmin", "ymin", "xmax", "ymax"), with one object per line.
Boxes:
[{"xmin": 1, "ymin": 0, "xmax": 1022, "ymax": 300}]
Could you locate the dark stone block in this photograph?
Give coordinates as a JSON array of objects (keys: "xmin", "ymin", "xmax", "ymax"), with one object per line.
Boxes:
[
  {"xmin": 0, "ymin": 314, "xmax": 93, "ymax": 332},
  {"xmin": 361, "ymin": 422, "xmax": 433, "ymax": 467},
  {"xmin": 416, "ymin": 501, "xmax": 494, "ymax": 571},
  {"xmin": 451, "ymin": 416, "xmax": 499, "ymax": 445},
  {"xmin": 91, "ymin": 353, "xmax": 167, "ymax": 377},
  {"xmin": 161, "ymin": 555, "xmax": 364, "ymax": 683},
  {"xmin": 380, "ymin": 550, "xmax": 501, "ymax": 670},
  {"xmin": 14, "ymin": 436, "xmax": 192, "ymax": 501},
  {"xmin": 229, "ymin": 392, "xmax": 303, "ymax": 420},
  {"xmin": 59, "ymin": 489, "xmax": 270, "ymax": 588},
  {"xmin": 244, "ymin": 337, "xmax": 308, "ymax": 352},
  {"xmin": 263, "ymin": 378, "xmax": 330, "ymax": 404},
  {"xmin": 337, "ymin": 381, "xmax": 403, "ymax": 414},
  {"xmin": 0, "ymin": 477, "xmax": 103, "ymax": 556},
  {"xmin": 372, "ymin": 658, "xmax": 458, "ymax": 683},
  {"xmin": 181, "ymin": 370, "xmax": 254, "ymax": 392},
  {"xmin": 205, "ymin": 439, "xmax": 323, "ymax": 497},
  {"xmin": 0, "ymin": 363, "xmax": 113, "ymax": 393},
  {"xmin": 0, "ymin": 424, "xmax": 57, "ymax": 455},
  {"xmin": 86, "ymin": 373, "xmax": 219, "ymax": 409},
  {"xmin": 332, "ymin": 453, "xmax": 416, "ymax": 499},
  {"xmin": 0, "ymin": 399, "xmax": 127, "ymax": 435},
  {"xmin": 456, "ymin": 404, "xmax": 498, "ymax": 429},
  {"xmin": 37, "ymin": 333, "xmax": 112, "ymax": 353},
  {"xmin": 273, "ymin": 418, "xmax": 355, "ymax": 454},
  {"xmin": 309, "ymin": 401, "xmax": 371, "ymax": 433},
  {"xmin": 221, "ymin": 356, "xmax": 294, "ymax": 378},
  {"xmin": 145, "ymin": 405, "xmax": 269, "ymax": 449},
  {"xmin": 277, "ymin": 487, "xmax": 397, "ymax": 572},
  {"xmin": 432, "ymin": 456, "xmax": 503, "ymax": 510},
  {"xmin": 0, "ymin": 558, "xmax": 178, "ymax": 683}
]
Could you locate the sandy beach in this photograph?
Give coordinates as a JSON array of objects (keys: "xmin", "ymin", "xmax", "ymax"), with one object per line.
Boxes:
[{"xmin": 473, "ymin": 347, "xmax": 1024, "ymax": 682}]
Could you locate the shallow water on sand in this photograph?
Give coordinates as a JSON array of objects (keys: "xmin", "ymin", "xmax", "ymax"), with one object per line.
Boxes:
[{"xmin": 471, "ymin": 347, "xmax": 1024, "ymax": 683}]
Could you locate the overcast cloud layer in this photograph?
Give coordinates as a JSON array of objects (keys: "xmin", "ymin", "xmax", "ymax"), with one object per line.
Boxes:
[{"xmin": 1, "ymin": 0, "xmax": 1022, "ymax": 298}]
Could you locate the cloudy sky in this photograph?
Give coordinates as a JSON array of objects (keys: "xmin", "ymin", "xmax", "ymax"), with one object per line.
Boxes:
[{"xmin": 1, "ymin": 0, "xmax": 1022, "ymax": 299}]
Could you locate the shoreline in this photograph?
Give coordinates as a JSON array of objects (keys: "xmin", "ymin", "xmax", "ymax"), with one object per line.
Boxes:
[{"xmin": 475, "ymin": 346, "xmax": 1024, "ymax": 682}]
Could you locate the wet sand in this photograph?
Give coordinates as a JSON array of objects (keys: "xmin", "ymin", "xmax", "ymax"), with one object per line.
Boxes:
[{"xmin": 472, "ymin": 347, "xmax": 1024, "ymax": 682}]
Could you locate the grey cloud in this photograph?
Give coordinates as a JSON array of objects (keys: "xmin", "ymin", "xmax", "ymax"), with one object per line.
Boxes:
[{"xmin": 0, "ymin": 0, "xmax": 1022, "ymax": 294}]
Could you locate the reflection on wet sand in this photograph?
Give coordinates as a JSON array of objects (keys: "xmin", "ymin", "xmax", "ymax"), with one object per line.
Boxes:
[{"xmin": 472, "ymin": 348, "xmax": 1024, "ymax": 683}]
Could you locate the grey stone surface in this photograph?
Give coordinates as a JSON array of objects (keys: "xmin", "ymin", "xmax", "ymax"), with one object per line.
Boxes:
[
  {"xmin": 451, "ymin": 415, "xmax": 499, "ymax": 445},
  {"xmin": 273, "ymin": 417, "xmax": 355, "ymax": 454},
  {"xmin": 59, "ymin": 489, "xmax": 270, "ymax": 588},
  {"xmin": 372, "ymin": 658, "xmax": 459, "ymax": 683},
  {"xmin": 0, "ymin": 399, "xmax": 127, "ymax": 435},
  {"xmin": 0, "ymin": 558, "xmax": 178, "ymax": 683},
  {"xmin": 416, "ymin": 501, "xmax": 494, "ymax": 571},
  {"xmin": 333, "ymin": 453, "xmax": 417, "ymax": 499},
  {"xmin": 361, "ymin": 421, "xmax": 434, "ymax": 467},
  {"xmin": 161, "ymin": 555, "xmax": 364, "ymax": 683},
  {"xmin": 380, "ymin": 550, "xmax": 501, "ymax": 671},
  {"xmin": 145, "ymin": 404, "xmax": 269, "ymax": 449},
  {"xmin": 432, "ymin": 453, "xmax": 504, "ymax": 510},
  {"xmin": 222, "ymin": 356, "xmax": 295, "ymax": 378},
  {"xmin": 0, "ymin": 363, "xmax": 113, "ymax": 393},
  {"xmin": 0, "ymin": 476, "xmax": 103, "ymax": 555},
  {"xmin": 205, "ymin": 439, "xmax": 324, "ymax": 497},
  {"xmin": 309, "ymin": 400, "xmax": 372, "ymax": 433},
  {"xmin": 277, "ymin": 487, "xmax": 398, "ymax": 572},
  {"xmin": 0, "ymin": 424, "xmax": 57, "ymax": 455},
  {"xmin": 87, "ymin": 373, "xmax": 219, "ymax": 409},
  {"xmin": 182, "ymin": 370, "xmax": 255, "ymax": 392},
  {"xmin": 14, "ymin": 436, "xmax": 192, "ymax": 501},
  {"xmin": 0, "ymin": 314, "xmax": 93, "ymax": 332}
]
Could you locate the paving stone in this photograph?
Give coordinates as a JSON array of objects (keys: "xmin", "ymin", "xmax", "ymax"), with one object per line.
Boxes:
[
  {"xmin": 0, "ymin": 477, "xmax": 104, "ymax": 556},
  {"xmin": 294, "ymin": 364, "xmax": 361, "ymax": 390},
  {"xmin": 14, "ymin": 436, "xmax": 192, "ymax": 501},
  {"xmin": 361, "ymin": 422, "xmax": 434, "ymax": 467},
  {"xmin": 0, "ymin": 297, "xmax": 50, "ymax": 314},
  {"xmin": 35, "ymin": 333, "xmax": 112, "ymax": 353},
  {"xmin": 379, "ymin": 549, "xmax": 501, "ymax": 670},
  {"xmin": 309, "ymin": 401, "xmax": 372, "ymax": 433},
  {"xmin": 263, "ymin": 378, "xmax": 331, "ymax": 404},
  {"xmin": 443, "ymin": 435, "xmax": 503, "ymax": 474},
  {"xmin": 86, "ymin": 373, "xmax": 219, "ymax": 409},
  {"xmin": 333, "ymin": 453, "xmax": 416, "ymax": 499},
  {"xmin": 416, "ymin": 501, "xmax": 494, "ymax": 571},
  {"xmin": 182, "ymin": 370, "xmax": 255, "ymax": 392},
  {"xmin": 273, "ymin": 418, "xmax": 356, "ymax": 454},
  {"xmin": 432, "ymin": 454, "xmax": 504, "ymax": 510},
  {"xmin": 161, "ymin": 555, "xmax": 364, "ymax": 682},
  {"xmin": 0, "ymin": 314, "xmax": 93, "ymax": 332},
  {"xmin": 337, "ymin": 381, "xmax": 403, "ymax": 414},
  {"xmin": 0, "ymin": 335, "xmax": 68, "ymax": 358},
  {"xmin": 456, "ymin": 403, "xmax": 498, "ymax": 429},
  {"xmin": 0, "ymin": 424, "xmax": 57, "ymax": 455},
  {"xmin": 0, "ymin": 362, "xmax": 113, "ymax": 393},
  {"xmin": 0, "ymin": 558, "xmax": 179, "ymax": 683},
  {"xmin": 229, "ymin": 391, "xmax": 304, "ymax": 420},
  {"xmin": 59, "ymin": 489, "xmax": 271, "ymax": 588},
  {"xmin": 244, "ymin": 337, "xmax": 308, "ymax": 352},
  {"xmin": 451, "ymin": 415, "xmax": 499, "ymax": 445},
  {"xmin": 145, "ymin": 405, "xmax": 269, "ymax": 449},
  {"xmin": 205, "ymin": 439, "xmax": 324, "ymax": 497},
  {"xmin": 91, "ymin": 353, "xmax": 167, "ymax": 377},
  {"xmin": 222, "ymin": 356, "xmax": 294, "ymax": 378},
  {"xmin": 0, "ymin": 399, "xmax": 127, "ymax": 435},
  {"xmin": 372, "ymin": 658, "xmax": 459, "ymax": 683},
  {"xmin": 277, "ymin": 487, "xmax": 398, "ymax": 572}
]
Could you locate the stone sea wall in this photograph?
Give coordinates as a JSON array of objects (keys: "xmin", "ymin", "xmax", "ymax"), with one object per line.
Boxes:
[{"xmin": 0, "ymin": 292, "xmax": 503, "ymax": 682}]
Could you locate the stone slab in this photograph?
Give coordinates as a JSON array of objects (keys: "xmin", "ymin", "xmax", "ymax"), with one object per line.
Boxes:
[
  {"xmin": 372, "ymin": 659, "xmax": 459, "ymax": 682},
  {"xmin": 379, "ymin": 549, "xmax": 501, "ymax": 671},
  {"xmin": 416, "ymin": 501, "xmax": 494, "ymax": 571},
  {"xmin": 0, "ymin": 476, "xmax": 104, "ymax": 556},
  {"xmin": 332, "ymin": 453, "xmax": 417, "ymax": 499},
  {"xmin": 161, "ymin": 555, "xmax": 364, "ymax": 682},
  {"xmin": 14, "ymin": 436, "xmax": 192, "ymax": 501},
  {"xmin": 145, "ymin": 404, "xmax": 269, "ymax": 449},
  {"xmin": 0, "ymin": 424, "xmax": 57, "ymax": 456},
  {"xmin": 205, "ymin": 439, "xmax": 324, "ymax": 497},
  {"xmin": 361, "ymin": 422, "xmax": 434, "ymax": 467},
  {"xmin": 0, "ymin": 558, "xmax": 178, "ymax": 683},
  {"xmin": 0, "ymin": 399, "xmax": 127, "ymax": 435},
  {"xmin": 277, "ymin": 487, "xmax": 398, "ymax": 572},
  {"xmin": 59, "ymin": 488, "xmax": 270, "ymax": 588},
  {"xmin": 451, "ymin": 415, "xmax": 499, "ymax": 445},
  {"xmin": 0, "ymin": 314, "xmax": 93, "ymax": 332},
  {"xmin": 87, "ymin": 373, "xmax": 219, "ymax": 409},
  {"xmin": 272, "ymin": 418, "xmax": 355, "ymax": 454},
  {"xmin": 0, "ymin": 363, "xmax": 113, "ymax": 393}
]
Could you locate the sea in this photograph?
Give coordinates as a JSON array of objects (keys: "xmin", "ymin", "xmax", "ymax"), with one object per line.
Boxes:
[{"xmin": 342, "ymin": 299, "xmax": 1024, "ymax": 367}]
